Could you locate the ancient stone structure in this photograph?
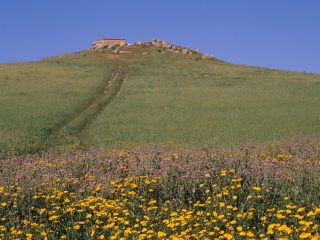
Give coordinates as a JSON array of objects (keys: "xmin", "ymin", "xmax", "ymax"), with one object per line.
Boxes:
[
  {"xmin": 92, "ymin": 38, "xmax": 126, "ymax": 50},
  {"xmin": 91, "ymin": 37, "xmax": 214, "ymax": 59}
]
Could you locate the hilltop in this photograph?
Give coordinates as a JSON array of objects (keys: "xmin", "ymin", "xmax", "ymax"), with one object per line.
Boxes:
[{"xmin": 0, "ymin": 40, "xmax": 320, "ymax": 157}]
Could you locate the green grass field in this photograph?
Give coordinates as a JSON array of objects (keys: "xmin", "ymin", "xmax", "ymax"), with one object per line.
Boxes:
[{"xmin": 1, "ymin": 45, "xmax": 320, "ymax": 157}]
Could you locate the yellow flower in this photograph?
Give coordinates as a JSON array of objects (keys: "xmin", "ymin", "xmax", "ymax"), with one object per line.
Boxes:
[
  {"xmin": 98, "ymin": 235, "xmax": 105, "ymax": 239},
  {"xmin": 236, "ymin": 226, "xmax": 243, "ymax": 232},
  {"xmin": 73, "ymin": 225, "xmax": 80, "ymax": 230},
  {"xmin": 95, "ymin": 184, "xmax": 102, "ymax": 192},
  {"xmin": 299, "ymin": 233, "xmax": 312, "ymax": 239},
  {"xmin": 276, "ymin": 213, "xmax": 286, "ymax": 219},
  {"xmin": 157, "ymin": 231, "xmax": 167, "ymax": 238},
  {"xmin": 247, "ymin": 195, "xmax": 253, "ymax": 200},
  {"xmin": 26, "ymin": 233, "xmax": 33, "ymax": 239},
  {"xmin": 299, "ymin": 220, "xmax": 313, "ymax": 226},
  {"xmin": 0, "ymin": 203, "xmax": 6, "ymax": 207},
  {"xmin": 39, "ymin": 208, "xmax": 46, "ymax": 215},
  {"xmin": 252, "ymin": 186, "xmax": 261, "ymax": 191},
  {"xmin": 220, "ymin": 170, "xmax": 227, "ymax": 176},
  {"xmin": 278, "ymin": 225, "xmax": 292, "ymax": 234},
  {"xmin": 205, "ymin": 173, "xmax": 210, "ymax": 178},
  {"xmin": 148, "ymin": 199, "xmax": 157, "ymax": 205},
  {"xmin": 48, "ymin": 215, "xmax": 58, "ymax": 221},
  {"xmin": 223, "ymin": 233, "xmax": 233, "ymax": 239}
]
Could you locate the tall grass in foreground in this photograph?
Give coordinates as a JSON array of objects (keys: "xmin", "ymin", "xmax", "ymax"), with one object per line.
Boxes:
[{"xmin": 0, "ymin": 137, "xmax": 319, "ymax": 239}]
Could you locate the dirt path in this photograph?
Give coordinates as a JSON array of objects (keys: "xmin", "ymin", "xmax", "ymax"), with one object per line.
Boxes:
[
  {"xmin": 42, "ymin": 66, "xmax": 128, "ymax": 150},
  {"xmin": 116, "ymin": 74, "xmax": 128, "ymax": 96}
]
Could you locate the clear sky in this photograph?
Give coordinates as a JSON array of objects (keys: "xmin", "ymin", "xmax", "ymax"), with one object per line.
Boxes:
[{"xmin": 1, "ymin": 1, "xmax": 319, "ymax": 73}]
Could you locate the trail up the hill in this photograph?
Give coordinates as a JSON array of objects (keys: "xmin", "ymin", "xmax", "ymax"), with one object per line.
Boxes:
[{"xmin": 42, "ymin": 66, "xmax": 128, "ymax": 150}]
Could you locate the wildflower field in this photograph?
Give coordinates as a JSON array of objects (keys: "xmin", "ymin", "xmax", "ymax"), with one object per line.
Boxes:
[{"xmin": 0, "ymin": 138, "xmax": 319, "ymax": 239}]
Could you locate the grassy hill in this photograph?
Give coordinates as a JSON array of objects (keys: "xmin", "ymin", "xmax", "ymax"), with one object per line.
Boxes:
[
  {"xmin": 1, "ymin": 44, "xmax": 320, "ymax": 239},
  {"xmin": 1, "ymin": 44, "xmax": 320, "ymax": 157}
]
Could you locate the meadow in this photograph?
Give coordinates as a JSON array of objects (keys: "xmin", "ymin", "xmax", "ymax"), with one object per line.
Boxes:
[
  {"xmin": 0, "ymin": 53, "xmax": 117, "ymax": 157},
  {"xmin": 86, "ymin": 51, "xmax": 320, "ymax": 148},
  {"xmin": 0, "ymin": 45, "xmax": 320, "ymax": 239},
  {"xmin": 1, "ymin": 45, "xmax": 320, "ymax": 157}
]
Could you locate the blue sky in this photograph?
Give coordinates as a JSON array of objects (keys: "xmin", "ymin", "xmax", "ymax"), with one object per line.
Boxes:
[{"xmin": 1, "ymin": 1, "xmax": 319, "ymax": 73}]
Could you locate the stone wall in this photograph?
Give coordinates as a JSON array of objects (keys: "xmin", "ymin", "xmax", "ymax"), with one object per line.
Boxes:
[{"xmin": 92, "ymin": 39, "xmax": 126, "ymax": 50}]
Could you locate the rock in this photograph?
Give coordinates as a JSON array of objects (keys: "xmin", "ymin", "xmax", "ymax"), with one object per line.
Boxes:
[
  {"xmin": 152, "ymin": 41, "xmax": 162, "ymax": 47},
  {"xmin": 162, "ymin": 43, "xmax": 172, "ymax": 49},
  {"xmin": 122, "ymin": 38, "xmax": 210, "ymax": 57},
  {"xmin": 113, "ymin": 49, "xmax": 120, "ymax": 54},
  {"xmin": 182, "ymin": 48, "xmax": 189, "ymax": 54},
  {"xmin": 201, "ymin": 54, "xmax": 210, "ymax": 59}
]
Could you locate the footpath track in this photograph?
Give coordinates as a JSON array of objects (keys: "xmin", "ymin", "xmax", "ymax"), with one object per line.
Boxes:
[{"xmin": 42, "ymin": 66, "xmax": 128, "ymax": 150}]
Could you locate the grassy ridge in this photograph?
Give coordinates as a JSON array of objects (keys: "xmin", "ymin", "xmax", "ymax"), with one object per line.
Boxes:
[
  {"xmin": 1, "ymin": 46, "xmax": 320, "ymax": 157},
  {"xmin": 86, "ymin": 49, "xmax": 320, "ymax": 147}
]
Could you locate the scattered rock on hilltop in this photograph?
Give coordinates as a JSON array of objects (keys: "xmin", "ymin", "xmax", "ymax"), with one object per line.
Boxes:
[{"xmin": 134, "ymin": 39, "xmax": 213, "ymax": 59}]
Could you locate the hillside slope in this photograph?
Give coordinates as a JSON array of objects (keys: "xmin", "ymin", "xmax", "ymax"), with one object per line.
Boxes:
[{"xmin": 1, "ymin": 44, "xmax": 320, "ymax": 157}]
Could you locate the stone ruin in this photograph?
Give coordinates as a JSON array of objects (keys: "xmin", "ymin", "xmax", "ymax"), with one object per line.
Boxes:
[
  {"xmin": 92, "ymin": 38, "xmax": 126, "ymax": 50},
  {"xmin": 91, "ymin": 38, "xmax": 213, "ymax": 59}
]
